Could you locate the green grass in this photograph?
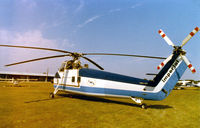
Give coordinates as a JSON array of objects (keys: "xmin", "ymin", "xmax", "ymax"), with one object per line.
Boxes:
[{"xmin": 0, "ymin": 82, "xmax": 199, "ymax": 128}]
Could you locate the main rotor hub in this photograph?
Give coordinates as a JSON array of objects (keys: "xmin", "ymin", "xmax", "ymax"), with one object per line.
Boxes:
[
  {"xmin": 70, "ymin": 52, "xmax": 83, "ymax": 60},
  {"xmin": 173, "ymin": 46, "xmax": 186, "ymax": 55}
]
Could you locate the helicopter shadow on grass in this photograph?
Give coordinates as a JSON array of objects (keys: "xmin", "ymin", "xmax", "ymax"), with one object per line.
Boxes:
[
  {"xmin": 24, "ymin": 96, "xmax": 65, "ymax": 103},
  {"xmin": 58, "ymin": 93, "xmax": 173, "ymax": 109}
]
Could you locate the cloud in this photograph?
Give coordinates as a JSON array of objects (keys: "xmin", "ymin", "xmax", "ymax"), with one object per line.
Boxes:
[
  {"xmin": 0, "ymin": 29, "xmax": 58, "ymax": 64},
  {"xmin": 74, "ymin": 0, "xmax": 85, "ymax": 14},
  {"xmin": 0, "ymin": 30, "xmax": 57, "ymax": 49},
  {"xmin": 76, "ymin": 3, "xmax": 142, "ymax": 30},
  {"xmin": 77, "ymin": 15, "xmax": 101, "ymax": 28},
  {"xmin": 0, "ymin": 29, "xmax": 74, "ymax": 49},
  {"xmin": 60, "ymin": 39, "xmax": 75, "ymax": 49},
  {"xmin": 0, "ymin": 30, "xmax": 73, "ymax": 73}
]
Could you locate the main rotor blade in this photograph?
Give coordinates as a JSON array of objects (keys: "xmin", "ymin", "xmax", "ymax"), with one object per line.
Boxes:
[
  {"xmin": 82, "ymin": 56, "xmax": 104, "ymax": 70},
  {"xmin": 146, "ymin": 73, "xmax": 157, "ymax": 76},
  {"xmin": 0, "ymin": 44, "xmax": 72, "ymax": 54},
  {"xmin": 83, "ymin": 53, "xmax": 166, "ymax": 60},
  {"xmin": 5, "ymin": 54, "xmax": 69, "ymax": 67}
]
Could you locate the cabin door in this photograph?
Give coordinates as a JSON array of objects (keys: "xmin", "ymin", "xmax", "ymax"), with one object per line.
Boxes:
[{"xmin": 63, "ymin": 69, "xmax": 80, "ymax": 87}]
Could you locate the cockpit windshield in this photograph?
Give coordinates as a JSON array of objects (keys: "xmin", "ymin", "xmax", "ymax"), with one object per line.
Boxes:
[
  {"xmin": 59, "ymin": 62, "xmax": 67, "ymax": 72},
  {"xmin": 59, "ymin": 60, "xmax": 82, "ymax": 71}
]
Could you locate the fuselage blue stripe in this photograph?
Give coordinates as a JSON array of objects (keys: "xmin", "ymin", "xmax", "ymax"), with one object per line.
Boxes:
[{"xmin": 55, "ymin": 85, "xmax": 166, "ymax": 100}]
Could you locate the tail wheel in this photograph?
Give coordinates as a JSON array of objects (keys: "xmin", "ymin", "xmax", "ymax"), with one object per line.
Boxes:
[{"xmin": 141, "ymin": 104, "xmax": 147, "ymax": 109}]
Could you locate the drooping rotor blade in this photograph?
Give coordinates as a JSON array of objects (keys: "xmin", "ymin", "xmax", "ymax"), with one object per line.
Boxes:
[
  {"xmin": 83, "ymin": 53, "xmax": 166, "ymax": 60},
  {"xmin": 0, "ymin": 44, "xmax": 72, "ymax": 54},
  {"xmin": 146, "ymin": 73, "xmax": 157, "ymax": 76},
  {"xmin": 181, "ymin": 55, "xmax": 196, "ymax": 73},
  {"xmin": 5, "ymin": 54, "xmax": 69, "ymax": 67},
  {"xmin": 82, "ymin": 56, "xmax": 104, "ymax": 70},
  {"xmin": 157, "ymin": 54, "xmax": 173, "ymax": 70},
  {"xmin": 181, "ymin": 27, "xmax": 199, "ymax": 47},
  {"xmin": 158, "ymin": 29, "xmax": 175, "ymax": 47}
]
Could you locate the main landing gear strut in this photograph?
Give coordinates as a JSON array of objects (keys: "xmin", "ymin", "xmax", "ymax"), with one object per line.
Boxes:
[
  {"xmin": 131, "ymin": 97, "xmax": 147, "ymax": 109},
  {"xmin": 49, "ymin": 92, "xmax": 55, "ymax": 98},
  {"xmin": 49, "ymin": 85, "xmax": 60, "ymax": 98}
]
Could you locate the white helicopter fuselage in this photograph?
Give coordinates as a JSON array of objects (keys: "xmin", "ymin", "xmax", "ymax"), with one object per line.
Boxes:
[
  {"xmin": 54, "ymin": 69, "xmax": 147, "ymax": 98},
  {"xmin": 53, "ymin": 55, "xmax": 187, "ymax": 101}
]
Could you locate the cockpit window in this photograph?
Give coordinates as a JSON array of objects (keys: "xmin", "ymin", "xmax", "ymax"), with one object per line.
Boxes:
[
  {"xmin": 59, "ymin": 60, "xmax": 83, "ymax": 71},
  {"xmin": 59, "ymin": 63, "xmax": 66, "ymax": 71}
]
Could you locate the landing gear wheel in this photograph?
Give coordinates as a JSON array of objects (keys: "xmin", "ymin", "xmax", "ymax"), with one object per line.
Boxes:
[
  {"xmin": 141, "ymin": 104, "xmax": 147, "ymax": 109},
  {"xmin": 49, "ymin": 92, "xmax": 54, "ymax": 98}
]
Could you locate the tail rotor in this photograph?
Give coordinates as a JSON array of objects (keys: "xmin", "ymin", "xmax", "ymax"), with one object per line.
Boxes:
[{"xmin": 157, "ymin": 27, "xmax": 199, "ymax": 73}]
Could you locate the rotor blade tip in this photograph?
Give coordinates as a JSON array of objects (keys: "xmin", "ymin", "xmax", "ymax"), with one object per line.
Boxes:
[
  {"xmin": 195, "ymin": 27, "xmax": 199, "ymax": 31},
  {"xmin": 192, "ymin": 69, "xmax": 196, "ymax": 73}
]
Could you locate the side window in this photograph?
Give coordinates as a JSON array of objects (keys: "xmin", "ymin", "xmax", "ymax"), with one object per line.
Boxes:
[
  {"xmin": 72, "ymin": 76, "xmax": 75, "ymax": 82},
  {"xmin": 77, "ymin": 77, "xmax": 81, "ymax": 83}
]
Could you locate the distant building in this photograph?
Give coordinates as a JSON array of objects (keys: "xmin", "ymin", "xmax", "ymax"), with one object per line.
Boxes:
[{"xmin": 0, "ymin": 71, "xmax": 54, "ymax": 82}]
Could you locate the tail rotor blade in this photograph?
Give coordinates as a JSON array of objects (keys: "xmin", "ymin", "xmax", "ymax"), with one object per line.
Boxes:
[
  {"xmin": 157, "ymin": 54, "xmax": 173, "ymax": 70},
  {"xmin": 181, "ymin": 55, "xmax": 196, "ymax": 73},
  {"xmin": 158, "ymin": 29, "xmax": 175, "ymax": 47},
  {"xmin": 181, "ymin": 27, "xmax": 199, "ymax": 47}
]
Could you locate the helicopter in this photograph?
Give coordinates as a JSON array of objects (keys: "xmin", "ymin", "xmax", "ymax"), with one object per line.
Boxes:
[{"xmin": 0, "ymin": 27, "xmax": 198, "ymax": 109}]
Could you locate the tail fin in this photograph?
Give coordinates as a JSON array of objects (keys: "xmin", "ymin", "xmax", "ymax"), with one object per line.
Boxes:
[
  {"xmin": 148, "ymin": 53, "xmax": 180, "ymax": 87},
  {"xmin": 145, "ymin": 27, "xmax": 199, "ymax": 100},
  {"xmin": 145, "ymin": 53, "xmax": 187, "ymax": 100},
  {"xmin": 153, "ymin": 53, "xmax": 187, "ymax": 93}
]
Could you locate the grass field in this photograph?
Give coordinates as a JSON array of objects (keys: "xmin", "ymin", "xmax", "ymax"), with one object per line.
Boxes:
[{"xmin": 0, "ymin": 82, "xmax": 199, "ymax": 128}]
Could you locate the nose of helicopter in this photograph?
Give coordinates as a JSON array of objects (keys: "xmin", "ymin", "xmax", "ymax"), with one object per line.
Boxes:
[{"xmin": 54, "ymin": 72, "xmax": 60, "ymax": 78}]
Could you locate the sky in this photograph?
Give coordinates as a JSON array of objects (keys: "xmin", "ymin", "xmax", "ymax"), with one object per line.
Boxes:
[{"xmin": 0, "ymin": 0, "xmax": 199, "ymax": 80}]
